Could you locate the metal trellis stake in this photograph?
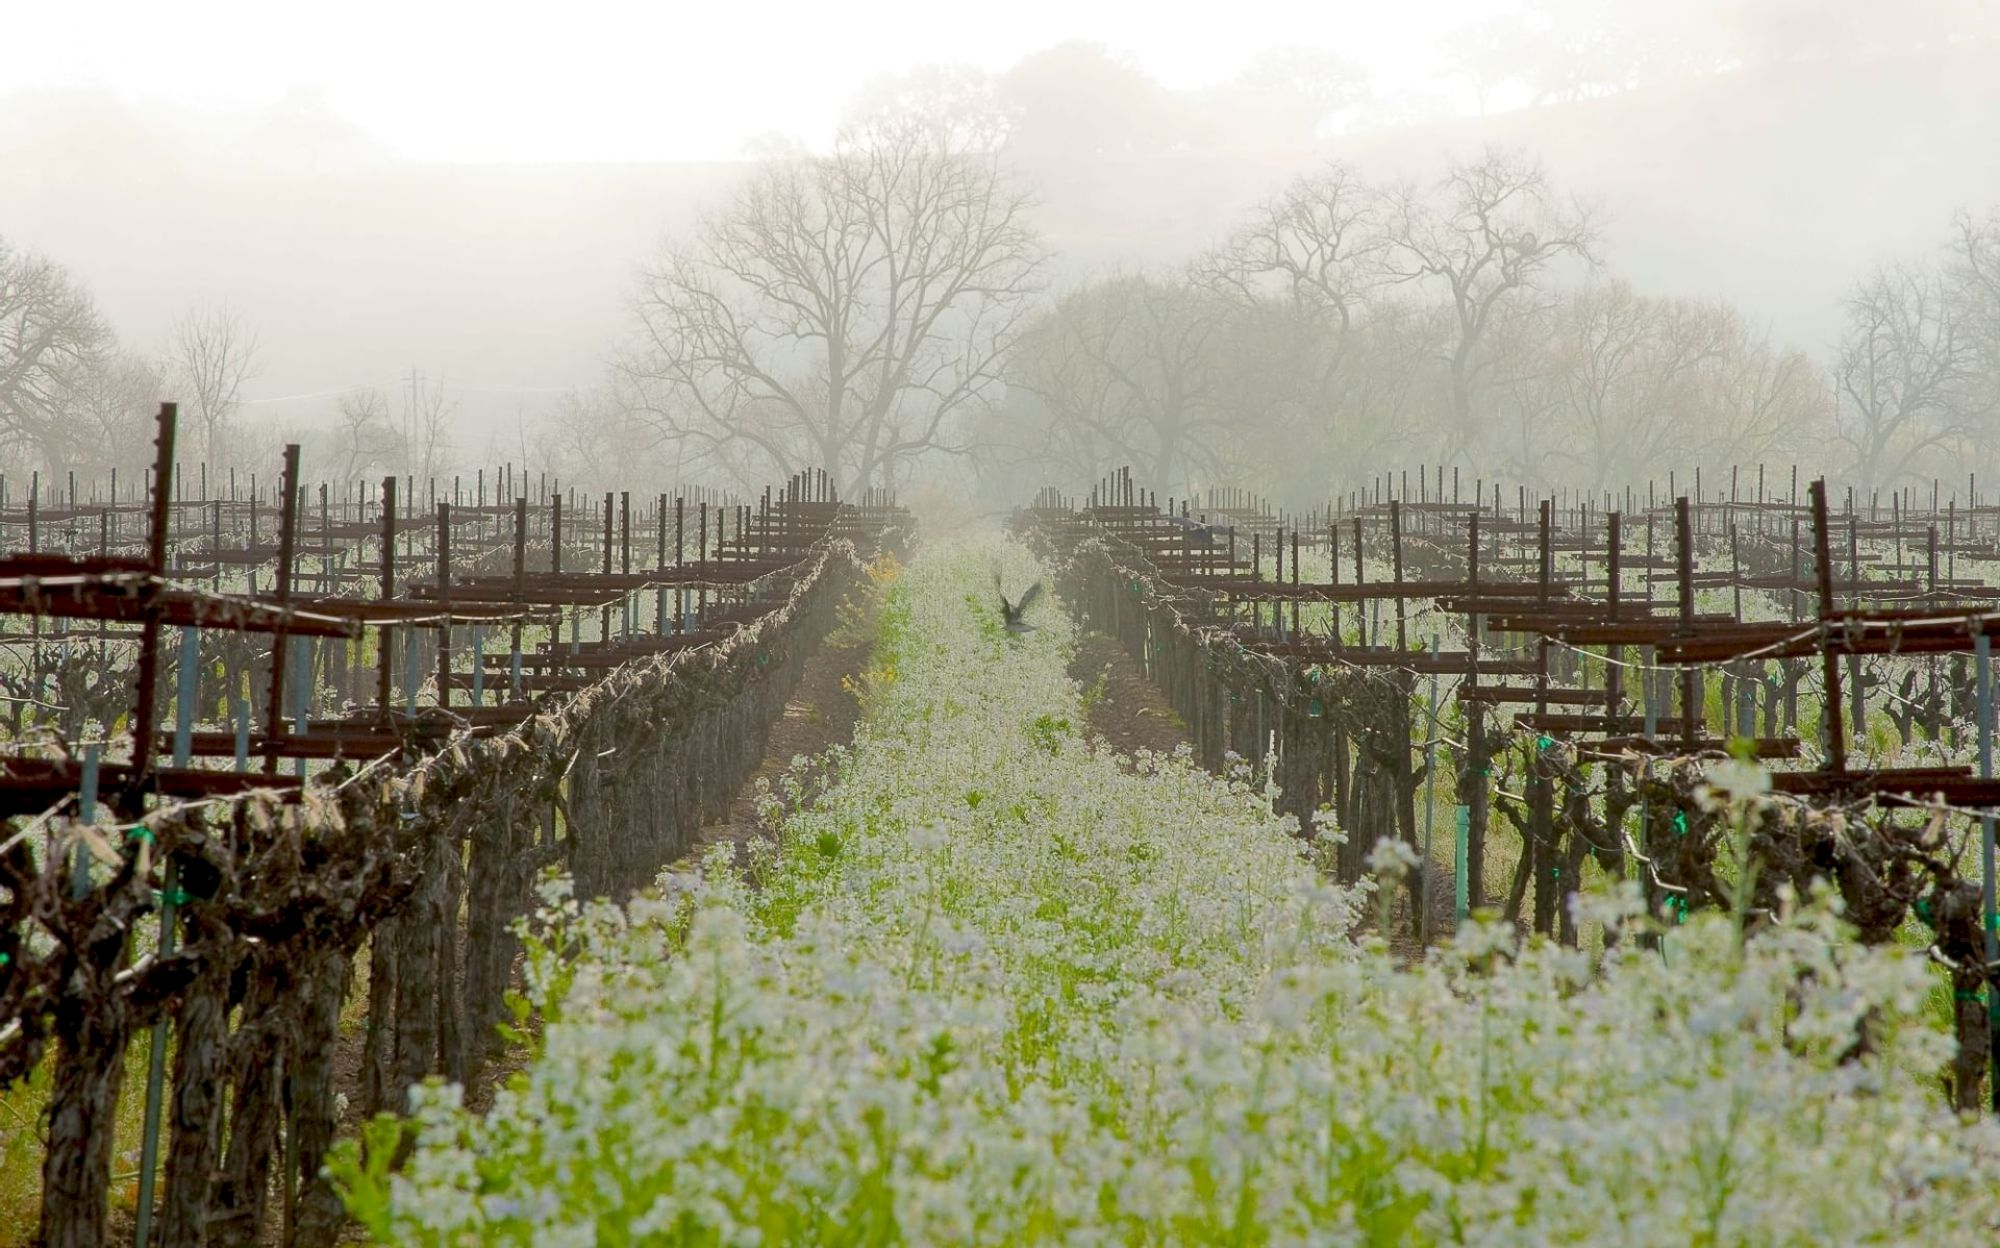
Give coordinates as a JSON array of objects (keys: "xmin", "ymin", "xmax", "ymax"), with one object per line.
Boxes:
[
  {"xmin": 133, "ymin": 405, "xmax": 181, "ymax": 1248},
  {"xmin": 1422, "ymin": 634, "xmax": 1439, "ymax": 944}
]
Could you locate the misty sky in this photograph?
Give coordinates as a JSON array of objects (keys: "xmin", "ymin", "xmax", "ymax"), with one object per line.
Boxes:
[
  {"xmin": 7, "ymin": 0, "xmax": 1994, "ymax": 447},
  {"xmin": 7, "ymin": 0, "xmax": 1504, "ymax": 160}
]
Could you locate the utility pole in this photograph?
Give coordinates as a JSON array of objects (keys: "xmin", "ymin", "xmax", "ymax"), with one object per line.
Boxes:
[{"xmin": 405, "ymin": 368, "xmax": 425, "ymax": 482}]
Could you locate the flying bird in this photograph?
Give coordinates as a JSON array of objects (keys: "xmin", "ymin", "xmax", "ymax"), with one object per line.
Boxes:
[{"xmin": 995, "ymin": 575, "xmax": 1043, "ymax": 636}]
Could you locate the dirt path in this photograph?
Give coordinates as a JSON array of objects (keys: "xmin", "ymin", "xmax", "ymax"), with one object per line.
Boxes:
[
  {"xmin": 683, "ymin": 636, "xmax": 873, "ymax": 873},
  {"xmin": 1068, "ymin": 631, "xmax": 1192, "ymax": 758}
]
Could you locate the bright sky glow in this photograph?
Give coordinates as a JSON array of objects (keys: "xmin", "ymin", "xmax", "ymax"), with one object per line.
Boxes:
[{"xmin": 5, "ymin": 0, "xmax": 1513, "ymax": 161}]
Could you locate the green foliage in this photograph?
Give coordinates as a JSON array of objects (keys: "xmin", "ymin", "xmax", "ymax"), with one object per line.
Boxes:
[
  {"xmin": 1078, "ymin": 668, "xmax": 1108, "ymax": 719},
  {"xmin": 1027, "ymin": 712, "xmax": 1072, "ymax": 754},
  {"xmin": 325, "ymin": 1113, "xmax": 410, "ymax": 1242}
]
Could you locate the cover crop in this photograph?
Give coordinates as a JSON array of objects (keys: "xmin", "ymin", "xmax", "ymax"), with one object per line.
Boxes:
[{"xmin": 340, "ymin": 539, "xmax": 2000, "ymax": 1246}]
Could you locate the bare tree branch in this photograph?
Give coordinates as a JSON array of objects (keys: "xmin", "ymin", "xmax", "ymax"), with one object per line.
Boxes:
[
  {"xmin": 0, "ymin": 240, "xmax": 114, "ymax": 470},
  {"xmin": 617, "ymin": 111, "xmax": 1043, "ymax": 496},
  {"xmin": 1381, "ymin": 147, "xmax": 1598, "ymax": 466},
  {"xmin": 167, "ymin": 301, "xmax": 260, "ymax": 470}
]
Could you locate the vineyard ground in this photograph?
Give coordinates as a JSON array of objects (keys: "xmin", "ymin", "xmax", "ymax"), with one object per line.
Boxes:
[
  {"xmin": 1064, "ymin": 625, "xmax": 1476, "ymax": 943},
  {"xmin": 0, "ymin": 583, "xmax": 886, "ymax": 1248},
  {"xmin": 1068, "ymin": 631, "xmax": 1191, "ymax": 759},
  {"xmin": 342, "ymin": 537, "xmax": 2000, "ymax": 1243},
  {"xmin": 1068, "ymin": 624, "xmax": 1470, "ymax": 948},
  {"xmin": 688, "ymin": 631, "xmax": 876, "ymax": 874}
]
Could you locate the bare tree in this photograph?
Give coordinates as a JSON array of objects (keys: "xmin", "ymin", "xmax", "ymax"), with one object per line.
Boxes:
[
  {"xmin": 329, "ymin": 387, "xmax": 404, "ymax": 484},
  {"xmin": 1697, "ymin": 331, "xmax": 1826, "ymax": 469},
  {"xmin": 1834, "ymin": 263, "xmax": 1976, "ymax": 489},
  {"xmin": 1314, "ymin": 299, "xmax": 1450, "ymax": 492},
  {"xmin": 1542, "ymin": 281, "xmax": 1654, "ymax": 482},
  {"xmin": 168, "ymin": 301, "xmax": 259, "ymax": 470},
  {"xmin": 398, "ymin": 372, "xmax": 454, "ymax": 488},
  {"xmin": 1485, "ymin": 279, "xmax": 1822, "ymax": 487},
  {"xmin": 621, "ymin": 110, "xmax": 1042, "ymax": 495},
  {"xmin": 1005, "ymin": 274, "xmax": 1230, "ymax": 492},
  {"xmin": 0, "ymin": 239, "xmax": 114, "ymax": 470},
  {"xmin": 1382, "ymin": 148, "xmax": 1598, "ymax": 466},
  {"xmin": 1198, "ymin": 164, "xmax": 1390, "ymax": 476},
  {"xmin": 531, "ymin": 387, "xmax": 669, "ymax": 493},
  {"xmin": 1485, "ymin": 300, "xmax": 1572, "ymax": 488},
  {"xmin": 56, "ymin": 349, "xmax": 165, "ymax": 478},
  {"xmin": 1947, "ymin": 208, "xmax": 2000, "ymax": 445},
  {"xmin": 1543, "ymin": 281, "xmax": 1735, "ymax": 484},
  {"xmin": 1199, "ymin": 163, "xmax": 1385, "ymax": 374}
]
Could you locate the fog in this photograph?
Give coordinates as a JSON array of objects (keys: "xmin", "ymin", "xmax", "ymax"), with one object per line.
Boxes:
[{"xmin": 3, "ymin": 2, "xmax": 1997, "ymax": 500}]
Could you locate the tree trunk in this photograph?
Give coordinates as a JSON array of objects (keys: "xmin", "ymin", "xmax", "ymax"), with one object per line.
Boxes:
[
  {"xmin": 463, "ymin": 803, "xmax": 516, "ymax": 1075},
  {"xmin": 437, "ymin": 824, "xmax": 466, "ymax": 1088},
  {"xmin": 38, "ymin": 1005, "xmax": 129, "ymax": 1248},
  {"xmin": 161, "ymin": 939, "xmax": 233, "ymax": 1247},
  {"xmin": 289, "ymin": 949, "xmax": 353, "ymax": 1246},
  {"xmin": 1529, "ymin": 759, "xmax": 1557, "ymax": 937},
  {"xmin": 361, "ymin": 924, "xmax": 398, "ymax": 1116},
  {"xmin": 212, "ymin": 973, "xmax": 286, "ymax": 1247},
  {"xmin": 392, "ymin": 832, "xmax": 443, "ymax": 1102},
  {"xmin": 1462, "ymin": 704, "xmax": 1491, "ymax": 910}
]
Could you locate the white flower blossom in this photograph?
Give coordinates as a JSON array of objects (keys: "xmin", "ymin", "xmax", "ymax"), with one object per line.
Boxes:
[
  {"xmin": 1365, "ymin": 835, "xmax": 1421, "ymax": 881},
  {"xmin": 347, "ymin": 539, "xmax": 2000, "ymax": 1246}
]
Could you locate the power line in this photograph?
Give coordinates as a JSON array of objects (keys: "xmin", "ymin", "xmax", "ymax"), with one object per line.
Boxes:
[{"xmin": 239, "ymin": 379, "xmax": 601, "ymax": 407}]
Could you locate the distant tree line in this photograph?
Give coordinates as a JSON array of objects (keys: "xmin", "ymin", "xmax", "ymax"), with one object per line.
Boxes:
[
  {"xmin": 0, "ymin": 242, "xmax": 466, "ymax": 493},
  {"xmin": 987, "ymin": 151, "xmax": 1999, "ymax": 499},
  {"xmin": 592, "ymin": 115, "xmax": 1997, "ymax": 502},
  {"xmin": 7, "ymin": 38, "xmax": 1996, "ymax": 504},
  {"xmin": 0, "ymin": 243, "xmax": 266, "ymax": 483}
]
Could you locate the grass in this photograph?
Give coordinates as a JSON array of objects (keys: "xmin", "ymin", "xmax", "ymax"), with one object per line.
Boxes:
[{"xmin": 0, "ymin": 1038, "xmax": 157, "ymax": 1246}]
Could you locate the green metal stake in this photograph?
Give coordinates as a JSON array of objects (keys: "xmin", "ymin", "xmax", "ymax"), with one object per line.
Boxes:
[
  {"xmin": 136, "ymin": 629, "xmax": 198, "ymax": 1247},
  {"xmin": 1641, "ymin": 648, "xmax": 1662, "ymax": 924},
  {"xmin": 132, "ymin": 859, "xmax": 176, "ymax": 1248},
  {"xmin": 1454, "ymin": 804, "xmax": 1470, "ymax": 921},
  {"xmin": 1422, "ymin": 635, "xmax": 1440, "ymax": 942},
  {"xmin": 172, "ymin": 627, "xmax": 197, "ymax": 768}
]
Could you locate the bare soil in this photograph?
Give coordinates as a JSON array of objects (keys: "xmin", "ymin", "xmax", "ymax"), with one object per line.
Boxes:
[
  {"xmin": 1068, "ymin": 632, "xmax": 1192, "ymax": 759},
  {"xmin": 685, "ymin": 636, "xmax": 874, "ymax": 873}
]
